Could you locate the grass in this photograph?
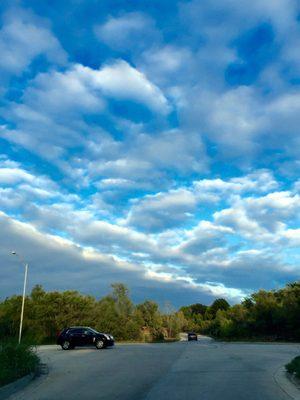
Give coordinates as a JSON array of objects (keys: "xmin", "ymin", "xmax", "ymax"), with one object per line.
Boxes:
[
  {"xmin": 0, "ymin": 341, "xmax": 40, "ymax": 387},
  {"xmin": 285, "ymin": 356, "xmax": 300, "ymax": 379}
]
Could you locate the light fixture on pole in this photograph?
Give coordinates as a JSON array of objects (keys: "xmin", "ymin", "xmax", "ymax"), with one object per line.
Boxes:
[{"xmin": 11, "ymin": 251, "xmax": 28, "ymax": 344}]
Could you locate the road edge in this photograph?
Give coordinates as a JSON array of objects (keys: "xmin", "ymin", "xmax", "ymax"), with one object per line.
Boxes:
[
  {"xmin": 0, "ymin": 373, "xmax": 34, "ymax": 400},
  {"xmin": 274, "ymin": 366, "xmax": 300, "ymax": 400},
  {"xmin": 0, "ymin": 361, "xmax": 48, "ymax": 400}
]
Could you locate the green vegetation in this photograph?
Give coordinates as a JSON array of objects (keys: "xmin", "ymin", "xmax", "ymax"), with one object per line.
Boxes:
[
  {"xmin": 0, "ymin": 283, "xmax": 187, "ymax": 343},
  {"xmin": 286, "ymin": 356, "xmax": 300, "ymax": 379},
  {"xmin": 0, "ymin": 342, "xmax": 39, "ymax": 387},
  {"xmin": 181, "ymin": 282, "xmax": 300, "ymax": 341},
  {"xmin": 1, "ymin": 281, "xmax": 299, "ymax": 345}
]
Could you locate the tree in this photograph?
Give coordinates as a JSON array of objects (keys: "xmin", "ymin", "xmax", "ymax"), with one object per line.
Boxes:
[
  {"xmin": 137, "ymin": 300, "xmax": 163, "ymax": 340},
  {"xmin": 209, "ymin": 298, "xmax": 230, "ymax": 318},
  {"xmin": 180, "ymin": 303, "xmax": 207, "ymax": 318},
  {"xmin": 111, "ymin": 283, "xmax": 133, "ymax": 317},
  {"xmin": 163, "ymin": 302, "xmax": 187, "ymax": 338},
  {"xmin": 180, "ymin": 303, "xmax": 205, "ymax": 331},
  {"xmin": 95, "ymin": 283, "xmax": 141, "ymax": 340}
]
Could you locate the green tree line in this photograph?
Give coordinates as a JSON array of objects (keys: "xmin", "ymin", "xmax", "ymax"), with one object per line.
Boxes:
[
  {"xmin": 1, "ymin": 281, "xmax": 299, "ymax": 343},
  {"xmin": 0, "ymin": 283, "xmax": 187, "ymax": 343},
  {"xmin": 180, "ymin": 282, "xmax": 300, "ymax": 340}
]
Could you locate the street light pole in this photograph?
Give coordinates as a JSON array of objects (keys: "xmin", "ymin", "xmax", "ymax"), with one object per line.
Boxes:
[
  {"xmin": 19, "ymin": 262, "xmax": 28, "ymax": 344},
  {"xmin": 11, "ymin": 252, "xmax": 28, "ymax": 344}
]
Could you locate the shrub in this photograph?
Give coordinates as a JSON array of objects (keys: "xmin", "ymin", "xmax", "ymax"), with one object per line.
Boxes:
[
  {"xmin": 285, "ymin": 356, "xmax": 300, "ymax": 379},
  {"xmin": 0, "ymin": 341, "xmax": 39, "ymax": 387}
]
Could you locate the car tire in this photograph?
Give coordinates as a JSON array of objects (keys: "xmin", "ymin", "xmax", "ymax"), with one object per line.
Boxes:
[
  {"xmin": 95, "ymin": 339, "xmax": 105, "ymax": 349},
  {"xmin": 61, "ymin": 340, "xmax": 71, "ymax": 350}
]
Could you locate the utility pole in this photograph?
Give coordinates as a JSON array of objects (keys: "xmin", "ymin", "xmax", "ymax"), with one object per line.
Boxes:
[{"xmin": 11, "ymin": 251, "xmax": 28, "ymax": 344}]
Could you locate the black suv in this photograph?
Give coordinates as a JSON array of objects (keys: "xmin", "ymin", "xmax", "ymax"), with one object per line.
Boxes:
[
  {"xmin": 57, "ymin": 327, "xmax": 115, "ymax": 350},
  {"xmin": 187, "ymin": 332, "xmax": 198, "ymax": 341}
]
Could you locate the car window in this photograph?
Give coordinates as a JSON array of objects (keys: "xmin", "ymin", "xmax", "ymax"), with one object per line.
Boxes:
[
  {"xmin": 70, "ymin": 328, "xmax": 84, "ymax": 334},
  {"xmin": 88, "ymin": 327, "xmax": 99, "ymax": 334}
]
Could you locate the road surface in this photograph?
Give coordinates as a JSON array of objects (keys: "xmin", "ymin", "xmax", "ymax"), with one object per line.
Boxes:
[{"xmin": 6, "ymin": 337, "xmax": 300, "ymax": 400}]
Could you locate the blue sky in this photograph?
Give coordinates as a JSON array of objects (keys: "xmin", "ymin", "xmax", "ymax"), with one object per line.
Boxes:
[{"xmin": 0, "ymin": 0, "xmax": 300, "ymax": 306}]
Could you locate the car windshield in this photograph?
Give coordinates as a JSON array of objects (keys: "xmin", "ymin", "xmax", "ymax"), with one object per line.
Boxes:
[{"xmin": 87, "ymin": 327, "xmax": 99, "ymax": 334}]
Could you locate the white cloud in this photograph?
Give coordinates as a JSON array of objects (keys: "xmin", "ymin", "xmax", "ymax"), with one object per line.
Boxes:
[
  {"xmin": 281, "ymin": 229, "xmax": 300, "ymax": 247},
  {"xmin": 214, "ymin": 207, "xmax": 266, "ymax": 239},
  {"xmin": 0, "ymin": 167, "xmax": 34, "ymax": 185},
  {"xmin": 180, "ymin": 0, "xmax": 298, "ymax": 39},
  {"xmin": 86, "ymin": 129, "xmax": 207, "ymax": 188},
  {"xmin": 0, "ymin": 187, "xmax": 25, "ymax": 210},
  {"xmin": 132, "ymin": 130, "xmax": 205, "ymax": 172},
  {"xmin": 23, "ymin": 66, "xmax": 106, "ymax": 116},
  {"xmin": 139, "ymin": 45, "xmax": 194, "ymax": 87},
  {"xmin": 0, "ymin": 159, "xmax": 57, "ymax": 190},
  {"xmin": 196, "ymin": 282, "xmax": 247, "ymax": 302},
  {"xmin": 178, "ymin": 221, "xmax": 234, "ymax": 255},
  {"xmin": 184, "ymin": 86, "xmax": 267, "ymax": 156},
  {"xmin": 71, "ymin": 219, "xmax": 157, "ymax": 255},
  {"xmin": 194, "ymin": 170, "xmax": 278, "ymax": 196},
  {"xmin": 244, "ymin": 192, "xmax": 300, "ymax": 235},
  {"xmin": 84, "ymin": 60, "xmax": 170, "ymax": 114},
  {"xmin": 0, "ymin": 8, "xmax": 66, "ymax": 76},
  {"xmin": 214, "ymin": 191, "xmax": 300, "ymax": 240},
  {"xmin": 124, "ymin": 169, "xmax": 279, "ymax": 233},
  {"xmin": 180, "ymin": 82, "xmax": 300, "ymax": 160},
  {"xmin": 172, "ymin": 0, "xmax": 300, "ymax": 161},
  {"xmin": 91, "ymin": 157, "xmax": 154, "ymax": 180},
  {"xmin": 0, "ymin": 159, "xmax": 75, "ymax": 213},
  {"xmin": 143, "ymin": 46, "xmax": 189, "ymax": 73},
  {"xmin": 1, "ymin": 59, "xmax": 170, "ymax": 169},
  {"xmin": 14, "ymin": 60, "xmax": 169, "ymax": 120},
  {"xmin": 17, "ymin": 200, "xmax": 158, "ymax": 257},
  {"xmin": 264, "ymin": 92, "xmax": 300, "ymax": 155},
  {"xmin": 126, "ymin": 189, "xmax": 197, "ymax": 232},
  {"xmin": 94, "ymin": 12, "xmax": 159, "ymax": 51}
]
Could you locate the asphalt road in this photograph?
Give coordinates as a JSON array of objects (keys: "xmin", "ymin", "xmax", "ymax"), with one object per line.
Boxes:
[{"xmin": 6, "ymin": 337, "xmax": 300, "ymax": 400}]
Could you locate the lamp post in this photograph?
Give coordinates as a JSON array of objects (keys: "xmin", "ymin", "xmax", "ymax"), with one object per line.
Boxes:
[{"xmin": 11, "ymin": 251, "xmax": 28, "ymax": 344}]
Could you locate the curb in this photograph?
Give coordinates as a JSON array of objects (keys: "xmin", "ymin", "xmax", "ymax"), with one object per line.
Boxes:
[
  {"xmin": 274, "ymin": 366, "xmax": 300, "ymax": 400},
  {"xmin": 0, "ymin": 373, "xmax": 34, "ymax": 400}
]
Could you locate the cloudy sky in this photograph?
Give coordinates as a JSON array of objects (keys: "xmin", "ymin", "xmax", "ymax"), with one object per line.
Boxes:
[{"xmin": 0, "ymin": 0, "xmax": 300, "ymax": 307}]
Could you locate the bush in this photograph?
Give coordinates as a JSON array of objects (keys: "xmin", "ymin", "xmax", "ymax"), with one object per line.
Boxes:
[
  {"xmin": 0, "ymin": 341, "xmax": 39, "ymax": 387},
  {"xmin": 285, "ymin": 356, "xmax": 300, "ymax": 379}
]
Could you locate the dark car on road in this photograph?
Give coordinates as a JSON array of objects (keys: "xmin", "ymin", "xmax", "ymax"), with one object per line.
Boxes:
[
  {"xmin": 57, "ymin": 326, "xmax": 115, "ymax": 350},
  {"xmin": 187, "ymin": 332, "xmax": 198, "ymax": 341}
]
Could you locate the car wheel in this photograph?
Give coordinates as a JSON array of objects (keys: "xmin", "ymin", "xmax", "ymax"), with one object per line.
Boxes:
[
  {"xmin": 62, "ymin": 340, "xmax": 71, "ymax": 350},
  {"xmin": 95, "ymin": 339, "xmax": 104, "ymax": 349}
]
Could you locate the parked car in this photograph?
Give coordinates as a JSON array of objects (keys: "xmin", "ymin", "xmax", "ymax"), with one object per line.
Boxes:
[
  {"xmin": 57, "ymin": 326, "xmax": 115, "ymax": 350},
  {"xmin": 187, "ymin": 332, "xmax": 198, "ymax": 341}
]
